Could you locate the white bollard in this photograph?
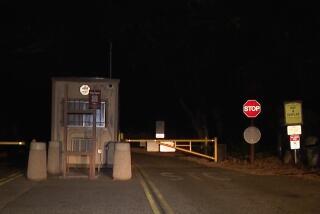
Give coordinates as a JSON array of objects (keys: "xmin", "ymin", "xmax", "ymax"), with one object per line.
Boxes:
[
  {"xmin": 47, "ymin": 141, "xmax": 60, "ymax": 175},
  {"xmin": 113, "ymin": 143, "xmax": 132, "ymax": 180},
  {"xmin": 27, "ymin": 141, "xmax": 47, "ymax": 181}
]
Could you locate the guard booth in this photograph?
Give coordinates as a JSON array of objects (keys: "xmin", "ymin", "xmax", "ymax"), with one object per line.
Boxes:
[{"xmin": 51, "ymin": 77, "xmax": 119, "ymax": 178}]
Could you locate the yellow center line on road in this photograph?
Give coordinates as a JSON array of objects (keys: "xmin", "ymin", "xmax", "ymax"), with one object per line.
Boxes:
[
  {"xmin": 0, "ymin": 171, "xmax": 24, "ymax": 186},
  {"xmin": 138, "ymin": 173, "xmax": 162, "ymax": 214},
  {"xmin": 135, "ymin": 165, "xmax": 175, "ymax": 214}
]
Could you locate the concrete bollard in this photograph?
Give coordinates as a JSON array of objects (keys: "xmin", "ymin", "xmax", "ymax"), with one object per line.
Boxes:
[
  {"xmin": 113, "ymin": 143, "xmax": 132, "ymax": 180},
  {"xmin": 48, "ymin": 141, "xmax": 60, "ymax": 175},
  {"xmin": 27, "ymin": 140, "xmax": 47, "ymax": 181}
]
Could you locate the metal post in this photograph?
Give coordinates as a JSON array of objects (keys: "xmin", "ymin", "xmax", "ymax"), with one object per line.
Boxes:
[
  {"xmin": 294, "ymin": 149, "xmax": 297, "ymax": 164},
  {"xmin": 214, "ymin": 137, "xmax": 218, "ymax": 162},
  {"xmin": 109, "ymin": 41, "xmax": 112, "ymax": 79},
  {"xmin": 250, "ymin": 119, "xmax": 255, "ymax": 163},
  {"xmin": 250, "ymin": 144, "xmax": 255, "ymax": 163},
  {"xmin": 63, "ymin": 85, "xmax": 68, "ymax": 177},
  {"xmin": 90, "ymin": 109, "xmax": 97, "ymax": 179}
]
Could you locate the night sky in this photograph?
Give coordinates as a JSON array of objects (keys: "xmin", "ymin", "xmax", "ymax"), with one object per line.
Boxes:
[{"xmin": 1, "ymin": 1, "xmax": 319, "ymax": 153}]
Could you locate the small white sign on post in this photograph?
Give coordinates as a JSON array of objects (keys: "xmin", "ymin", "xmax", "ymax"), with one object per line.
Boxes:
[
  {"xmin": 290, "ymin": 135, "xmax": 300, "ymax": 150},
  {"xmin": 80, "ymin": 84, "xmax": 90, "ymax": 95},
  {"xmin": 287, "ymin": 125, "xmax": 302, "ymax": 135},
  {"xmin": 156, "ymin": 121, "xmax": 165, "ymax": 139}
]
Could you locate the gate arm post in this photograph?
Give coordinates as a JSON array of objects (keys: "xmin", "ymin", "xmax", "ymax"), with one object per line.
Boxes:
[{"xmin": 214, "ymin": 137, "xmax": 218, "ymax": 163}]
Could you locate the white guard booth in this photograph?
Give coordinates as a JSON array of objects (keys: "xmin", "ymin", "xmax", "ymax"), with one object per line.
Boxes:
[{"xmin": 50, "ymin": 77, "xmax": 119, "ymax": 173}]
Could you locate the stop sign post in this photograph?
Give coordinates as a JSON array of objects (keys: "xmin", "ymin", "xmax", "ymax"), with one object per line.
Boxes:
[{"xmin": 243, "ymin": 99, "xmax": 261, "ymax": 163}]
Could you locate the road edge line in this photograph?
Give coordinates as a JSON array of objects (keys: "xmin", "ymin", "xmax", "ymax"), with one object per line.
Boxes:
[
  {"xmin": 0, "ymin": 171, "xmax": 22, "ymax": 182},
  {"xmin": 0, "ymin": 173, "xmax": 23, "ymax": 186}
]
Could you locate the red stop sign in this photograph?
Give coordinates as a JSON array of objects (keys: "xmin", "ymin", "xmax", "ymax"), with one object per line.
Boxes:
[{"xmin": 243, "ymin": 100, "xmax": 261, "ymax": 118}]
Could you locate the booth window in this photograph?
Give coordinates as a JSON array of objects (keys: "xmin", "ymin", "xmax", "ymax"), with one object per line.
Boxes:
[{"xmin": 66, "ymin": 100, "xmax": 106, "ymax": 127}]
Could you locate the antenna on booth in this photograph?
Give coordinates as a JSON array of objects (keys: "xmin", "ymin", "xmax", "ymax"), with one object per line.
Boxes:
[{"xmin": 108, "ymin": 41, "xmax": 112, "ymax": 79}]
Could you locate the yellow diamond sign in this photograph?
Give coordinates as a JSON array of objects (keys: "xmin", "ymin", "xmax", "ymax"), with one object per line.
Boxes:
[{"xmin": 284, "ymin": 101, "xmax": 303, "ymax": 125}]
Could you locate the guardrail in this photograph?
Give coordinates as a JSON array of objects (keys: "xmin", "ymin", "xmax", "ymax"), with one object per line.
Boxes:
[{"xmin": 125, "ymin": 138, "xmax": 218, "ymax": 162}]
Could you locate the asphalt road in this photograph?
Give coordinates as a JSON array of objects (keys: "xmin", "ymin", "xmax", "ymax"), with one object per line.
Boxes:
[
  {"xmin": 0, "ymin": 148, "xmax": 320, "ymax": 214},
  {"xmin": 0, "ymin": 169, "xmax": 152, "ymax": 214},
  {"xmin": 0, "ymin": 147, "xmax": 26, "ymax": 178},
  {"xmin": 132, "ymin": 150, "xmax": 320, "ymax": 214}
]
